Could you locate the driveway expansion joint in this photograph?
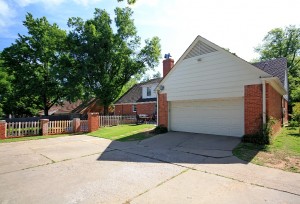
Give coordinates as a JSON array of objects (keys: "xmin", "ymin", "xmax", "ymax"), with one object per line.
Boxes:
[{"xmin": 114, "ymin": 147, "xmax": 300, "ymax": 197}]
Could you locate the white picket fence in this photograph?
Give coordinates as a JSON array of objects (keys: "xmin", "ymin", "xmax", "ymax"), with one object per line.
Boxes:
[
  {"xmin": 80, "ymin": 120, "xmax": 88, "ymax": 132},
  {"xmin": 48, "ymin": 120, "xmax": 73, "ymax": 134},
  {"xmin": 99, "ymin": 115, "xmax": 136, "ymax": 127},
  {"xmin": 6, "ymin": 121, "xmax": 40, "ymax": 137}
]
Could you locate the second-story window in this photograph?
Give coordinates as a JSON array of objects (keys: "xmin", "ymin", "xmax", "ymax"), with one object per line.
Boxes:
[{"xmin": 147, "ymin": 87, "xmax": 151, "ymax": 96}]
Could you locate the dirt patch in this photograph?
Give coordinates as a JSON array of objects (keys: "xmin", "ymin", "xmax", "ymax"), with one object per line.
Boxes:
[{"xmin": 254, "ymin": 151, "xmax": 300, "ymax": 173}]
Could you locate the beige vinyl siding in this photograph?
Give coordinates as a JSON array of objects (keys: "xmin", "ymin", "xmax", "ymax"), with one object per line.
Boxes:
[{"xmin": 161, "ymin": 51, "xmax": 269, "ymax": 101}]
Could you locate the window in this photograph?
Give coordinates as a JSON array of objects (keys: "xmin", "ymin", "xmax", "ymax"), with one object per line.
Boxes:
[
  {"xmin": 132, "ymin": 104, "xmax": 137, "ymax": 112},
  {"xmin": 147, "ymin": 87, "xmax": 151, "ymax": 96}
]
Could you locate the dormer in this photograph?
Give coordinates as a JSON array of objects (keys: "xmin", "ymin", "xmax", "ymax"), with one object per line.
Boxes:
[{"xmin": 141, "ymin": 83, "xmax": 159, "ymax": 99}]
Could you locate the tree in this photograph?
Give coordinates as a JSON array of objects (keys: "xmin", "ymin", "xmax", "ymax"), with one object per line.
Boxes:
[
  {"xmin": 67, "ymin": 7, "xmax": 161, "ymax": 114},
  {"xmin": 1, "ymin": 13, "xmax": 79, "ymax": 116},
  {"xmin": 292, "ymin": 102, "xmax": 300, "ymax": 134},
  {"xmin": 255, "ymin": 26, "xmax": 300, "ymax": 102},
  {"xmin": 117, "ymin": 0, "xmax": 136, "ymax": 4},
  {"xmin": 0, "ymin": 57, "xmax": 12, "ymax": 118},
  {"xmin": 152, "ymin": 71, "xmax": 161, "ymax": 78}
]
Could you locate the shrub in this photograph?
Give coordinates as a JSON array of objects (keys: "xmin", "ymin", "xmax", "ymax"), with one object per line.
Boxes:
[
  {"xmin": 289, "ymin": 120, "xmax": 299, "ymax": 127},
  {"xmin": 292, "ymin": 103, "xmax": 300, "ymax": 134},
  {"xmin": 152, "ymin": 125, "xmax": 168, "ymax": 134},
  {"xmin": 242, "ymin": 118, "xmax": 275, "ymax": 145}
]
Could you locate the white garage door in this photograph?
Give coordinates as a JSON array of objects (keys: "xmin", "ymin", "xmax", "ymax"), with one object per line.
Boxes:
[{"xmin": 170, "ymin": 98, "xmax": 244, "ymax": 137}]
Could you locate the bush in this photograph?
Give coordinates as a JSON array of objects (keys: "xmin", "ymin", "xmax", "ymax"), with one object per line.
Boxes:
[
  {"xmin": 289, "ymin": 120, "xmax": 299, "ymax": 127},
  {"xmin": 242, "ymin": 118, "xmax": 275, "ymax": 145},
  {"xmin": 152, "ymin": 125, "xmax": 168, "ymax": 134}
]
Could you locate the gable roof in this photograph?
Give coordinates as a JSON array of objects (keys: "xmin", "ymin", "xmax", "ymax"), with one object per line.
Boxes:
[
  {"xmin": 115, "ymin": 78, "xmax": 162, "ymax": 104},
  {"xmin": 159, "ymin": 35, "xmax": 272, "ymax": 87},
  {"xmin": 252, "ymin": 58, "xmax": 287, "ymax": 85},
  {"xmin": 159, "ymin": 35, "xmax": 289, "ymax": 91},
  {"xmin": 42, "ymin": 98, "xmax": 104, "ymax": 115}
]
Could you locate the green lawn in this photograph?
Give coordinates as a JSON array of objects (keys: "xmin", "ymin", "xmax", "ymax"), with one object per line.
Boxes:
[
  {"xmin": 233, "ymin": 127, "xmax": 300, "ymax": 173},
  {"xmin": 88, "ymin": 124, "xmax": 156, "ymax": 141},
  {"xmin": 0, "ymin": 134, "xmax": 72, "ymax": 143}
]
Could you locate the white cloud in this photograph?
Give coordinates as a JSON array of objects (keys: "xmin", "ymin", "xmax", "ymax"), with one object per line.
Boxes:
[
  {"xmin": 14, "ymin": 0, "xmax": 102, "ymax": 7},
  {"xmin": 0, "ymin": 0, "xmax": 16, "ymax": 29}
]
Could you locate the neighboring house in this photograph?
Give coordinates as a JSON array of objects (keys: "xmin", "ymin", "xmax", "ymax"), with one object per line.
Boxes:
[
  {"xmin": 114, "ymin": 78, "xmax": 162, "ymax": 116},
  {"xmin": 157, "ymin": 35, "xmax": 288, "ymax": 137},
  {"xmin": 39, "ymin": 99, "xmax": 106, "ymax": 116}
]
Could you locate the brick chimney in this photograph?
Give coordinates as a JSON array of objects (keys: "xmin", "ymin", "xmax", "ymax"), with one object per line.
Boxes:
[{"xmin": 163, "ymin": 58, "xmax": 174, "ymax": 77}]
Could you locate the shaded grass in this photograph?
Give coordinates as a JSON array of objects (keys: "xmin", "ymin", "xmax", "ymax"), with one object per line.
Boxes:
[
  {"xmin": 88, "ymin": 124, "xmax": 156, "ymax": 141},
  {"xmin": 0, "ymin": 134, "xmax": 73, "ymax": 143},
  {"xmin": 233, "ymin": 127, "xmax": 300, "ymax": 173}
]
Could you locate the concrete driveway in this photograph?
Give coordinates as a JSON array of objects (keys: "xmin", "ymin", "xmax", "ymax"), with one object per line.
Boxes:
[{"xmin": 0, "ymin": 132, "xmax": 300, "ymax": 204}]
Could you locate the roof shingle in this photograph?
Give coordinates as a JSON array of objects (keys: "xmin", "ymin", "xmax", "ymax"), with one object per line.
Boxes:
[{"xmin": 252, "ymin": 58, "xmax": 287, "ymax": 85}]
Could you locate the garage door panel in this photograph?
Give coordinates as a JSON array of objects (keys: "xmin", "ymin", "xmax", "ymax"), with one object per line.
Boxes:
[{"xmin": 170, "ymin": 98, "xmax": 244, "ymax": 137}]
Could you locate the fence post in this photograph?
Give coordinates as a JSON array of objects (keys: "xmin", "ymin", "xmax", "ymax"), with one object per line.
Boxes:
[
  {"xmin": 88, "ymin": 112, "xmax": 99, "ymax": 132},
  {"xmin": 40, "ymin": 119, "xmax": 49, "ymax": 136},
  {"xmin": 0, "ymin": 120, "xmax": 7, "ymax": 139},
  {"xmin": 73, "ymin": 118, "xmax": 80, "ymax": 133}
]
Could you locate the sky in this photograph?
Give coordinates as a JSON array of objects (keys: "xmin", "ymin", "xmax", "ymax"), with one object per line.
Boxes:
[{"xmin": 1, "ymin": 0, "xmax": 300, "ymax": 75}]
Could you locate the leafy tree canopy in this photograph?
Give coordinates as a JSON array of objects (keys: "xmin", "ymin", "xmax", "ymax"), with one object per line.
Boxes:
[
  {"xmin": 255, "ymin": 25, "xmax": 300, "ymax": 102},
  {"xmin": 117, "ymin": 0, "xmax": 136, "ymax": 4},
  {"xmin": 67, "ymin": 7, "xmax": 161, "ymax": 114},
  {"xmin": 1, "ymin": 13, "xmax": 79, "ymax": 116}
]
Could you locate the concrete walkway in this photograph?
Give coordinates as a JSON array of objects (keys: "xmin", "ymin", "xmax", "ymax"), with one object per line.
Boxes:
[{"xmin": 0, "ymin": 132, "xmax": 299, "ymax": 203}]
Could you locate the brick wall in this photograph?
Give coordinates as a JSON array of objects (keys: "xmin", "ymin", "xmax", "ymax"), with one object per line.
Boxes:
[
  {"xmin": 0, "ymin": 121, "xmax": 6, "ymax": 139},
  {"xmin": 158, "ymin": 93, "xmax": 168, "ymax": 128},
  {"xmin": 115, "ymin": 104, "xmax": 134, "ymax": 115},
  {"xmin": 282, "ymin": 98, "xmax": 288, "ymax": 125},
  {"xmin": 88, "ymin": 112, "xmax": 99, "ymax": 132},
  {"xmin": 115, "ymin": 103, "xmax": 157, "ymax": 116},
  {"xmin": 266, "ymin": 84, "xmax": 283, "ymax": 135},
  {"xmin": 244, "ymin": 84, "xmax": 263, "ymax": 135},
  {"xmin": 136, "ymin": 103, "xmax": 156, "ymax": 115}
]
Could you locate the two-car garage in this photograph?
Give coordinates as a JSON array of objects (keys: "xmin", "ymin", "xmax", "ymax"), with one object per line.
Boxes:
[{"xmin": 169, "ymin": 98, "xmax": 244, "ymax": 137}]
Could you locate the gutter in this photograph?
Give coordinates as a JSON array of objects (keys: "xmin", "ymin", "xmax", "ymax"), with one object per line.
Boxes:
[{"xmin": 156, "ymin": 89, "xmax": 159, "ymax": 126}]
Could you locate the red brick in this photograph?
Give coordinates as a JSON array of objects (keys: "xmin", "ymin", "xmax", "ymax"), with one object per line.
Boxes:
[
  {"xmin": 163, "ymin": 58, "xmax": 174, "ymax": 77},
  {"xmin": 115, "ymin": 104, "xmax": 134, "ymax": 115},
  {"xmin": 88, "ymin": 112, "xmax": 99, "ymax": 132},
  {"xmin": 266, "ymin": 84, "xmax": 284, "ymax": 135},
  {"xmin": 73, "ymin": 118, "xmax": 80, "ymax": 133},
  {"xmin": 115, "ymin": 103, "xmax": 157, "ymax": 116},
  {"xmin": 244, "ymin": 84, "xmax": 263, "ymax": 135},
  {"xmin": 158, "ymin": 93, "xmax": 168, "ymax": 128},
  {"xmin": 0, "ymin": 121, "xmax": 7, "ymax": 139},
  {"xmin": 40, "ymin": 119, "xmax": 49, "ymax": 136},
  {"xmin": 136, "ymin": 103, "xmax": 156, "ymax": 115}
]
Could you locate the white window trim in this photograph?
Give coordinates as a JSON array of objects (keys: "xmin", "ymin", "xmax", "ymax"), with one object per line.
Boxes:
[
  {"xmin": 146, "ymin": 87, "xmax": 152, "ymax": 97},
  {"xmin": 132, "ymin": 104, "xmax": 137, "ymax": 112}
]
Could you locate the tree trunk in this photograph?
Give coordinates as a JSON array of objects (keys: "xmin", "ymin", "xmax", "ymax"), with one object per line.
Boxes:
[
  {"xmin": 104, "ymin": 105, "xmax": 109, "ymax": 116},
  {"xmin": 44, "ymin": 106, "xmax": 49, "ymax": 116}
]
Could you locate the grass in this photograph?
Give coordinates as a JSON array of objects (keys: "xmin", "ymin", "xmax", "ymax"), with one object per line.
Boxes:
[
  {"xmin": 0, "ymin": 134, "xmax": 73, "ymax": 143},
  {"xmin": 88, "ymin": 124, "xmax": 156, "ymax": 141},
  {"xmin": 233, "ymin": 127, "xmax": 300, "ymax": 173}
]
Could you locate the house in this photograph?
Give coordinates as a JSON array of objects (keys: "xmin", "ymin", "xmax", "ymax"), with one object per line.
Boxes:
[
  {"xmin": 114, "ymin": 78, "xmax": 162, "ymax": 116},
  {"xmin": 40, "ymin": 99, "xmax": 108, "ymax": 116},
  {"xmin": 157, "ymin": 35, "xmax": 288, "ymax": 137}
]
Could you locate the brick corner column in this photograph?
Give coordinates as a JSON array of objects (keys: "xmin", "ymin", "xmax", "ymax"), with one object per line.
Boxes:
[
  {"xmin": 73, "ymin": 118, "xmax": 81, "ymax": 133},
  {"xmin": 40, "ymin": 119, "xmax": 49, "ymax": 136},
  {"xmin": 0, "ymin": 120, "xmax": 7, "ymax": 139},
  {"xmin": 88, "ymin": 112, "xmax": 99, "ymax": 132},
  {"xmin": 158, "ymin": 93, "xmax": 168, "ymax": 129},
  {"xmin": 244, "ymin": 84, "xmax": 263, "ymax": 135}
]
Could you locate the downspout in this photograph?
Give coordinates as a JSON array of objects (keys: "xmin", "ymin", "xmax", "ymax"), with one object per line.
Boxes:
[
  {"xmin": 262, "ymin": 80, "xmax": 266, "ymax": 125},
  {"xmin": 156, "ymin": 90, "xmax": 159, "ymax": 126}
]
